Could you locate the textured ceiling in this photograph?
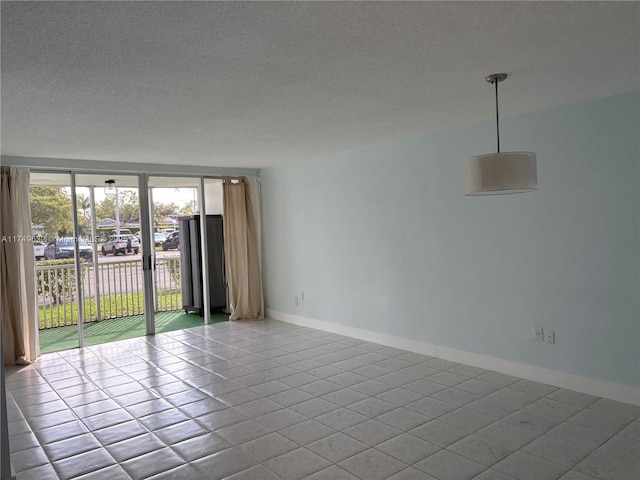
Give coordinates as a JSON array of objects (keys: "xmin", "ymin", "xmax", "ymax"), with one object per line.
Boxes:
[{"xmin": 2, "ymin": 1, "xmax": 638, "ymax": 169}]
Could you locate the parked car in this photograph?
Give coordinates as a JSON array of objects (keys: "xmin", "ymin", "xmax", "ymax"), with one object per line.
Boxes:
[
  {"xmin": 154, "ymin": 233, "xmax": 166, "ymax": 246},
  {"xmin": 134, "ymin": 232, "xmax": 166, "ymax": 246},
  {"xmin": 106, "ymin": 228, "xmax": 132, "ymax": 238},
  {"xmin": 34, "ymin": 241, "xmax": 46, "ymax": 260},
  {"xmin": 160, "ymin": 228, "xmax": 177, "ymax": 238},
  {"xmin": 44, "ymin": 238, "xmax": 93, "ymax": 262},
  {"xmin": 102, "ymin": 234, "xmax": 140, "ymax": 255},
  {"xmin": 162, "ymin": 231, "xmax": 180, "ymax": 250}
]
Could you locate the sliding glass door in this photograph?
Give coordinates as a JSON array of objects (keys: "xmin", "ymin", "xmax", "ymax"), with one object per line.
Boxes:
[
  {"xmin": 147, "ymin": 176, "xmax": 205, "ymax": 332},
  {"xmin": 32, "ymin": 172, "xmax": 151, "ymax": 351},
  {"xmin": 30, "ymin": 172, "xmax": 80, "ymax": 351},
  {"xmin": 30, "ymin": 171, "xmax": 227, "ymax": 352},
  {"xmin": 76, "ymin": 174, "xmax": 147, "ymax": 347}
]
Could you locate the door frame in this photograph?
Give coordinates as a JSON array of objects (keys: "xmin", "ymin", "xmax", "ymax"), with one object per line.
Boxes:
[{"xmin": 31, "ymin": 169, "xmax": 229, "ymax": 347}]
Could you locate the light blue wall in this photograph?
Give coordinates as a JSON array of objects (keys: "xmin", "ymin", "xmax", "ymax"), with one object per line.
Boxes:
[{"xmin": 261, "ymin": 92, "xmax": 640, "ymax": 387}]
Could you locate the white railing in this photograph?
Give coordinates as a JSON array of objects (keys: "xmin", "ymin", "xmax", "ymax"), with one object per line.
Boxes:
[{"xmin": 36, "ymin": 257, "xmax": 182, "ymax": 329}]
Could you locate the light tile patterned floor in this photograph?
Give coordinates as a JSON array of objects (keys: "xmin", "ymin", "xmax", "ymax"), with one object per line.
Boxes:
[{"xmin": 6, "ymin": 319, "xmax": 640, "ymax": 480}]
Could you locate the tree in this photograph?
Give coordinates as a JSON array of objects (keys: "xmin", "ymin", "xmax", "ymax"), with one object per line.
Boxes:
[
  {"xmin": 95, "ymin": 195, "xmax": 116, "ymax": 222},
  {"xmin": 118, "ymin": 190, "xmax": 140, "ymax": 224},
  {"xmin": 179, "ymin": 200, "xmax": 197, "ymax": 216},
  {"xmin": 77, "ymin": 194, "xmax": 91, "ymax": 218},
  {"xmin": 154, "ymin": 201, "xmax": 178, "ymax": 218},
  {"xmin": 153, "ymin": 201, "xmax": 178, "ymax": 224},
  {"xmin": 96, "ymin": 189, "xmax": 140, "ymax": 225},
  {"xmin": 73, "ymin": 194, "xmax": 92, "ymax": 236},
  {"xmin": 30, "ymin": 186, "xmax": 72, "ymax": 237}
]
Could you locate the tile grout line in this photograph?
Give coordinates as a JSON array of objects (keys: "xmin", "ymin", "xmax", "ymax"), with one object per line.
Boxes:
[{"xmin": 8, "ymin": 320, "xmax": 639, "ymax": 480}]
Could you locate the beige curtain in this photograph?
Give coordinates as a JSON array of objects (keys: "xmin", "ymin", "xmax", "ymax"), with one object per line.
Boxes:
[
  {"xmin": 1, "ymin": 166, "xmax": 39, "ymax": 364},
  {"xmin": 222, "ymin": 176, "xmax": 264, "ymax": 320}
]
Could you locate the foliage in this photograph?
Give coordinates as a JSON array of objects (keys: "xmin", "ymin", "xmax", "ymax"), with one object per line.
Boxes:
[
  {"xmin": 179, "ymin": 200, "xmax": 197, "ymax": 216},
  {"xmin": 74, "ymin": 194, "xmax": 92, "ymax": 235},
  {"xmin": 77, "ymin": 194, "xmax": 91, "ymax": 218},
  {"xmin": 67, "ymin": 194, "xmax": 91, "ymax": 236},
  {"xmin": 30, "ymin": 186, "xmax": 72, "ymax": 237},
  {"xmin": 154, "ymin": 201, "xmax": 179, "ymax": 222},
  {"xmin": 30, "ymin": 187, "xmax": 196, "ymax": 239},
  {"xmin": 39, "ymin": 301, "xmax": 79, "ymax": 328},
  {"xmin": 30, "ymin": 188, "xmax": 92, "ymax": 237},
  {"xmin": 164, "ymin": 258, "xmax": 181, "ymax": 284},
  {"xmin": 95, "ymin": 189, "xmax": 140, "ymax": 224},
  {"xmin": 35, "ymin": 259, "xmax": 83, "ymax": 304},
  {"xmin": 38, "ymin": 290, "xmax": 182, "ymax": 329}
]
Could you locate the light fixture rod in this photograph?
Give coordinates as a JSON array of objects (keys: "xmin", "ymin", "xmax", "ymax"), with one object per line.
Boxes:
[
  {"xmin": 494, "ymin": 79, "xmax": 500, "ymax": 152},
  {"xmin": 465, "ymin": 73, "xmax": 537, "ymax": 196},
  {"xmin": 486, "ymin": 73, "xmax": 507, "ymax": 153}
]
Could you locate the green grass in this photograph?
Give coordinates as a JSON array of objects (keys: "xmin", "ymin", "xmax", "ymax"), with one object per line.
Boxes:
[
  {"xmin": 39, "ymin": 310, "xmax": 229, "ymax": 353},
  {"xmin": 38, "ymin": 286, "xmax": 229, "ymax": 353},
  {"xmin": 39, "ymin": 290, "xmax": 181, "ymax": 328}
]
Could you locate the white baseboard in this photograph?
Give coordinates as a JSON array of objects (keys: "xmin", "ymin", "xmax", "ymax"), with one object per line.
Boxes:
[{"xmin": 267, "ymin": 309, "xmax": 640, "ymax": 406}]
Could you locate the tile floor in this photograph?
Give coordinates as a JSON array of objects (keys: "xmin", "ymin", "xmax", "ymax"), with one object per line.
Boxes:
[{"xmin": 5, "ymin": 319, "xmax": 640, "ymax": 480}]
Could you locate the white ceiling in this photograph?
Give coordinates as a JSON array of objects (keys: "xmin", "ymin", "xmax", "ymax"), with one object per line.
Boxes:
[{"xmin": 2, "ymin": 1, "xmax": 638, "ymax": 169}]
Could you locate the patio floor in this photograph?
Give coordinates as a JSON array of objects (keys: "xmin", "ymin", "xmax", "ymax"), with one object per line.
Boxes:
[{"xmin": 39, "ymin": 310, "xmax": 229, "ymax": 353}]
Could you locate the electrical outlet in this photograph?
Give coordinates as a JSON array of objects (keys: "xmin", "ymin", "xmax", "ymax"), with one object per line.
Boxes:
[
  {"xmin": 293, "ymin": 295, "xmax": 299, "ymax": 306},
  {"xmin": 299, "ymin": 290, "xmax": 304, "ymax": 301},
  {"xmin": 533, "ymin": 326, "xmax": 543, "ymax": 341},
  {"xmin": 545, "ymin": 329, "xmax": 555, "ymax": 344}
]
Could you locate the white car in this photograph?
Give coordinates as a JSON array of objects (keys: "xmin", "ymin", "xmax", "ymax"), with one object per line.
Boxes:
[
  {"xmin": 34, "ymin": 241, "xmax": 46, "ymax": 260},
  {"xmin": 160, "ymin": 229, "xmax": 176, "ymax": 238},
  {"xmin": 101, "ymin": 234, "xmax": 140, "ymax": 256},
  {"xmin": 135, "ymin": 232, "xmax": 166, "ymax": 246}
]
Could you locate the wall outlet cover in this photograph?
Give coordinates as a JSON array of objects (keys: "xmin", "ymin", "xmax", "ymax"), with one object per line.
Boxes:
[
  {"xmin": 545, "ymin": 329, "xmax": 555, "ymax": 344},
  {"xmin": 533, "ymin": 326, "xmax": 543, "ymax": 341}
]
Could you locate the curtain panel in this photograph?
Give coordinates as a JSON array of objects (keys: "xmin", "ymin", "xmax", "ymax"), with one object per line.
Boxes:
[
  {"xmin": 222, "ymin": 176, "xmax": 264, "ymax": 320},
  {"xmin": 1, "ymin": 166, "xmax": 38, "ymax": 364}
]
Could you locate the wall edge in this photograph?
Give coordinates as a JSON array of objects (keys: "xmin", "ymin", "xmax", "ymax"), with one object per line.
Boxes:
[{"xmin": 267, "ymin": 309, "xmax": 640, "ymax": 406}]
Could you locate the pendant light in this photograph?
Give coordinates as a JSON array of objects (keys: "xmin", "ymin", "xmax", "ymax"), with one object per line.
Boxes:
[
  {"xmin": 105, "ymin": 179, "xmax": 116, "ymax": 193},
  {"xmin": 465, "ymin": 74, "xmax": 537, "ymax": 195}
]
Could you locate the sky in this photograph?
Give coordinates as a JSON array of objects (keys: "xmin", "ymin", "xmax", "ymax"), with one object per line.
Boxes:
[{"xmin": 79, "ymin": 187, "xmax": 198, "ymax": 208}]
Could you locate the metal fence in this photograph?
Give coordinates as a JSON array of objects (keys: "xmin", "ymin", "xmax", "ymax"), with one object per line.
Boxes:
[{"xmin": 36, "ymin": 257, "xmax": 182, "ymax": 329}]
